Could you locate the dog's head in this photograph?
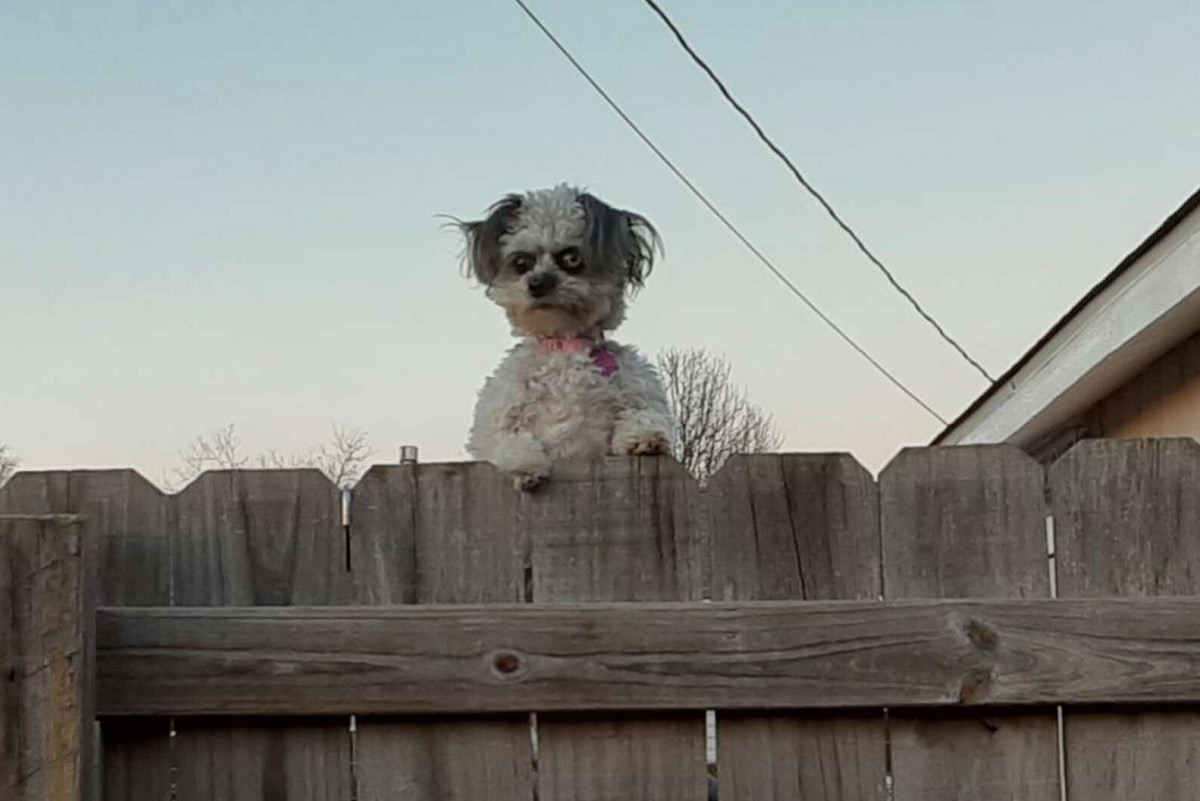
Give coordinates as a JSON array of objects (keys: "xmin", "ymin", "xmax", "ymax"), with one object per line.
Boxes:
[{"xmin": 455, "ymin": 184, "xmax": 660, "ymax": 337}]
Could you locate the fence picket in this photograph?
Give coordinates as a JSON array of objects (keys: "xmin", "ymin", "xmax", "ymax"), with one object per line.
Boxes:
[
  {"xmin": 711, "ymin": 453, "xmax": 888, "ymax": 801},
  {"xmin": 880, "ymin": 446, "xmax": 1060, "ymax": 801},
  {"xmin": 532, "ymin": 457, "xmax": 708, "ymax": 801},
  {"xmin": 0, "ymin": 471, "xmax": 172, "ymax": 801},
  {"xmin": 351, "ymin": 462, "xmax": 535, "ymax": 801},
  {"xmin": 170, "ymin": 471, "xmax": 352, "ymax": 801},
  {"xmin": 1051, "ymin": 439, "xmax": 1200, "ymax": 801}
]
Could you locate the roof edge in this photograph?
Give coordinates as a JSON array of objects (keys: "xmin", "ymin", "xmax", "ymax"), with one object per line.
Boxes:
[{"xmin": 932, "ymin": 184, "xmax": 1200, "ymax": 445}]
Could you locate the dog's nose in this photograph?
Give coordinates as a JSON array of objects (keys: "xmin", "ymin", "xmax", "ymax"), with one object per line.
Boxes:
[{"xmin": 527, "ymin": 272, "xmax": 558, "ymax": 298}]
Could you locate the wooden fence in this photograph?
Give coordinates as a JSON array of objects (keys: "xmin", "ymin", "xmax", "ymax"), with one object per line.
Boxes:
[{"xmin": 3, "ymin": 439, "xmax": 1200, "ymax": 800}]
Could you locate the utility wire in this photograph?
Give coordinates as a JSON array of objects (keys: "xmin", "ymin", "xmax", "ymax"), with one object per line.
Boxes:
[
  {"xmin": 639, "ymin": 0, "xmax": 996, "ymax": 385},
  {"xmin": 510, "ymin": 0, "xmax": 948, "ymax": 425}
]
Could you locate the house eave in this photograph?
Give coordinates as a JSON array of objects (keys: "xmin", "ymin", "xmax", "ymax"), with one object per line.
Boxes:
[{"xmin": 934, "ymin": 186, "xmax": 1200, "ymax": 448}]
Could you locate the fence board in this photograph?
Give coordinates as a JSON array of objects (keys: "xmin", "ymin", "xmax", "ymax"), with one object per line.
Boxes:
[
  {"xmin": 96, "ymin": 596, "xmax": 1200, "ymax": 715},
  {"xmin": 351, "ymin": 463, "xmax": 534, "ymax": 801},
  {"xmin": 0, "ymin": 516, "xmax": 94, "ymax": 801},
  {"xmin": 710, "ymin": 453, "xmax": 887, "ymax": 801},
  {"xmin": 531, "ymin": 457, "xmax": 707, "ymax": 801},
  {"xmin": 881, "ymin": 446, "xmax": 1059, "ymax": 801},
  {"xmin": 0, "ymin": 472, "xmax": 172, "ymax": 801},
  {"xmin": 1052, "ymin": 438, "xmax": 1200, "ymax": 801},
  {"xmin": 171, "ymin": 471, "xmax": 352, "ymax": 801}
]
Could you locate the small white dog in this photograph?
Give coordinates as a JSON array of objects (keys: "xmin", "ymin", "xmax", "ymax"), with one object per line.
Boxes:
[{"xmin": 457, "ymin": 184, "xmax": 675, "ymax": 490}]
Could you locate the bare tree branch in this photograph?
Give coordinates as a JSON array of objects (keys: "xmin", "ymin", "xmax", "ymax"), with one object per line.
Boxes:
[
  {"xmin": 167, "ymin": 424, "xmax": 375, "ymax": 490},
  {"xmin": 0, "ymin": 444, "xmax": 19, "ymax": 487},
  {"xmin": 167, "ymin": 423, "xmax": 247, "ymax": 489},
  {"xmin": 656, "ymin": 348, "xmax": 783, "ymax": 481},
  {"xmin": 311, "ymin": 424, "xmax": 374, "ymax": 487}
]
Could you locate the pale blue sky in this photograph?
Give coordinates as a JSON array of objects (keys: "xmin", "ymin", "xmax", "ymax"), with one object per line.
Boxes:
[{"xmin": 3, "ymin": 0, "xmax": 1198, "ymax": 481}]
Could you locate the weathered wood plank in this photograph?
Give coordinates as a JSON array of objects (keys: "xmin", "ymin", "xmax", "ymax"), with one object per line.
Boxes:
[
  {"xmin": 0, "ymin": 472, "xmax": 173, "ymax": 800},
  {"xmin": 527, "ymin": 457, "xmax": 708, "ymax": 801},
  {"xmin": 721, "ymin": 714, "xmax": 888, "ymax": 801},
  {"xmin": 1052, "ymin": 438, "xmax": 1200, "ymax": 801},
  {"xmin": 881, "ymin": 446, "xmax": 1059, "ymax": 801},
  {"xmin": 354, "ymin": 720, "xmax": 534, "ymax": 801},
  {"xmin": 0, "ymin": 516, "xmax": 93, "ymax": 801},
  {"xmin": 170, "ymin": 471, "xmax": 353, "ymax": 801},
  {"xmin": 351, "ymin": 463, "xmax": 534, "ymax": 801},
  {"xmin": 173, "ymin": 470, "xmax": 353, "ymax": 606},
  {"xmin": 0, "ymin": 471, "xmax": 170, "ymax": 606},
  {"xmin": 710, "ymin": 453, "xmax": 886, "ymax": 801},
  {"xmin": 171, "ymin": 722, "xmax": 351, "ymax": 801},
  {"xmin": 95, "ymin": 595, "xmax": 1200, "ymax": 715},
  {"xmin": 99, "ymin": 719, "xmax": 172, "ymax": 801}
]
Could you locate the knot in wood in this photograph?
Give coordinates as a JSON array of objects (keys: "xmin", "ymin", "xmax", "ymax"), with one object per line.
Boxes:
[
  {"xmin": 492, "ymin": 651, "xmax": 523, "ymax": 676},
  {"xmin": 962, "ymin": 617, "xmax": 998, "ymax": 651},
  {"xmin": 957, "ymin": 667, "xmax": 993, "ymax": 705}
]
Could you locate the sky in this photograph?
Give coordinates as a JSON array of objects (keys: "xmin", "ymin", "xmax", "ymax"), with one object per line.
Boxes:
[{"xmin": 3, "ymin": 0, "xmax": 1198, "ymax": 485}]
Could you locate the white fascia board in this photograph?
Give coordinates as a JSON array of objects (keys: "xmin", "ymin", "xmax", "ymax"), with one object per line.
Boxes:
[{"xmin": 944, "ymin": 207, "xmax": 1200, "ymax": 447}]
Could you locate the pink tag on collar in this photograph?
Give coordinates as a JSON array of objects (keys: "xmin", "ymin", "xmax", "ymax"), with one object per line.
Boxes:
[
  {"xmin": 536, "ymin": 337, "xmax": 618, "ymax": 377},
  {"xmin": 590, "ymin": 345, "xmax": 618, "ymax": 377}
]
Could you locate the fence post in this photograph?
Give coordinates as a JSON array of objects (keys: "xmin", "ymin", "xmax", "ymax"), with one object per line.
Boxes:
[{"xmin": 0, "ymin": 514, "xmax": 96, "ymax": 801}]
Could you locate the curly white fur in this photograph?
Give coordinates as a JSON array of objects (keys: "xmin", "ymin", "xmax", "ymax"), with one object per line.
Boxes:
[
  {"xmin": 467, "ymin": 341, "xmax": 673, "ymax": 487},
  {"xmin": 457, "ymin": 185, "xmax": 674, "ymax": 489}
]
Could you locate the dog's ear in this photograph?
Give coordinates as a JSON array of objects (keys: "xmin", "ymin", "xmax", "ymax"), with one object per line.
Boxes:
[
  {"xmin": 579, "ymin": 192, "xmax": 661, "ymax": 290},
  {"xmin": 457, "ymin": 194, "xmax": 523, "ymax": 285}
]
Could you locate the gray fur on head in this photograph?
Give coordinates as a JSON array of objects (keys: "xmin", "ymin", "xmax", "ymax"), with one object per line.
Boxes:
[
  {"xmin": 577, "ymin": 192, "xmax": 660, "ymax": 291},
  {"xmin": 457, "ymin": 193, "xmax": 524, "ymax": 285},
  {"xmin": 455, "ymin": 184, "xmax": 662, "ymax": 338},
  {"xmin": 456, "ymin": 185, "xmax": 660, "ymax": 291}
]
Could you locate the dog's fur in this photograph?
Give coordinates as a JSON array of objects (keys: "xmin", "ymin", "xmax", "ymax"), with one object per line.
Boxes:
[{"xmin": 457, "ymin": 184, "xmax": 675, "ymax": 489}]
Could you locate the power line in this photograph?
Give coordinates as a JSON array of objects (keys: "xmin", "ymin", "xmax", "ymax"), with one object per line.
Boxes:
[
  {"xmin": 639, "ymin": 0, "xmax": 996, "ymax": 385},
  {"xmin": 509, "ymin": 0, "xmax": 949, "ymax": 426}
]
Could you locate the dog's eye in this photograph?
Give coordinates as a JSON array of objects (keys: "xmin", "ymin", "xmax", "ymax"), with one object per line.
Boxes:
[
  {"xmin": 556, "ymin": 248, "xmax": 584, "ymax": 273},
  {"xmin": 511, "ymin": 254, "xmax": 535, "ymax": 274}
]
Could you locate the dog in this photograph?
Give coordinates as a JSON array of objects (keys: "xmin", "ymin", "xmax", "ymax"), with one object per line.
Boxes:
[{"xmin": 456, "ymin": 184, "xmax": 675, "ymax": 490}]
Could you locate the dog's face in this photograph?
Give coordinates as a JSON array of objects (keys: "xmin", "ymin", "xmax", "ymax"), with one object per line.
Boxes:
[{"xmin": 458, "ymin": 185, "xmax": 659, "ymax": 337}]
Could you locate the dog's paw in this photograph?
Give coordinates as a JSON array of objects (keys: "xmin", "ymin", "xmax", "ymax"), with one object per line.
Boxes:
[
  {"xmin": 620, "ymin": 431, "xmax": 672, "ymax": 457},
  {"xmin": 490, "ymin": 433, "xmax": 551, "ymax": 491}
]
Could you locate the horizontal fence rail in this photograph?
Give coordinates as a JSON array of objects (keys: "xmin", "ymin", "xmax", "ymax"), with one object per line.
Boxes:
[{"xmin": 97, "ymin": 597, "xmax": 1200, "ymax": 716}]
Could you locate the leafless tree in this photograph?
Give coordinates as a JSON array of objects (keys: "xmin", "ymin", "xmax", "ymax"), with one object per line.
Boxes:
[
  {"xmin": 168, "ymin": 424, "xmax": 374, "ymax": 490},
  {"xmin": 0, "ymin": 444, "xmax": 18, "ymax": 487},
  {"xmin": 257, "ymin": 425, "xmax": 374, "ymax": 487},
  {"xmin": 656, "ymin": 348, "xmax": 783, "ymax": 481}
]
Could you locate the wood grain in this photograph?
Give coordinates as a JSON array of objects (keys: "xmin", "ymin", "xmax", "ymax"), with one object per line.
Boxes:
[
  {"xmin": 1052, "ymin": 438, "xmax": 1200, "ymax": 801},
  {"xmin": 95, "ymin": 595, "xmax": 1200, "ymax": 715},
  {"xmin": 351, "ymin": 462, "xmax": 534, "ymax": 801},
  {"xmin": 709, "ymin": 453, "xmax": 886, "ymax": 801},
  {"xmin": 881, "ymin": 446, "xmax": 1060, "ymax": 801},
  {"xmin": 0, "ymin": 471, "xmax": 173, "ymax": 800},
  {"xmin": 170, "ymin": 470, "xmax": 353, "ymax": 801},
  {"xmin": 530, "ymin": 457, "xmax": 708, "ymax": 801},
  {"xmin": 0, "ymin": 516, "xmax": 93, "ymax": 801}
]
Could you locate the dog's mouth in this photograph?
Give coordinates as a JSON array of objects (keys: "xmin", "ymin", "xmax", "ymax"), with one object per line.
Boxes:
[{"xmin": 510, "ymin": 303, "xmax": 592, "ymax": 338}]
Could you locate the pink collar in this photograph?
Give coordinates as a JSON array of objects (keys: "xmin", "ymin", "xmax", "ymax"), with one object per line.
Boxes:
[{"xmin": 536, "ymin": 336, "xmax": 618, "ymax": 377}]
